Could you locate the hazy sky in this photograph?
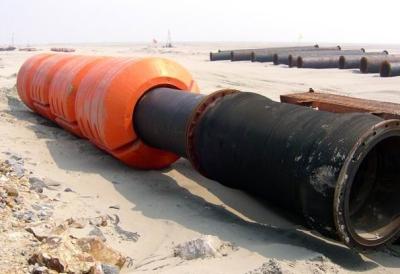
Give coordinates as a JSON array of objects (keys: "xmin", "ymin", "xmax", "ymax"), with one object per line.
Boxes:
[{"xmin": 1, "ymin": 0, "xmax": 399, "ymax": 45}]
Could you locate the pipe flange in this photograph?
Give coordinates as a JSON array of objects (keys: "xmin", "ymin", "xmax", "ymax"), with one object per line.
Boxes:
[
  {"xmin": 334, "ymin": 119, "xmax": 400, "ymax": 250},
  {"xmin": 185, "ymin": 89, "xmax": 239, "ymax": 175}
]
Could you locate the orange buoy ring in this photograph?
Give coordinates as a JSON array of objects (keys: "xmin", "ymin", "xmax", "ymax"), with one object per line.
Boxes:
[
  {"xmin": 75, "ymin": 57, "xmax": 198, "ymax": 169},
  {"xmin": 30, "ymin": 54, "xmax": 79, "ymax": 120},
  {"xmin": 48, "ymin": 56, "xmax": 107, "ymax": 136},
  {"xmin": 16, "ymin": 54, "xmax": 54, "ymax": 110}
]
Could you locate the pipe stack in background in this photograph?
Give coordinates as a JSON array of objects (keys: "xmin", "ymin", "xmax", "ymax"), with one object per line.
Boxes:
[
  {"xmin": 210, "ymin": 45, "xmax": 400, "ymax": 77},
  {"xmin": 210, "ymin": 45, "xmax": 320, "ymax": 62},
  {"xmin": 17, "ymin": 53, "xmax": 400, "ymax": 250}
]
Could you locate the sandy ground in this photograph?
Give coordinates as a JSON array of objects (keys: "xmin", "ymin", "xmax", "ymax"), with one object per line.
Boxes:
[{"xmin": 0, "ymin": 42, "xmax": 400, "ymax": 273}]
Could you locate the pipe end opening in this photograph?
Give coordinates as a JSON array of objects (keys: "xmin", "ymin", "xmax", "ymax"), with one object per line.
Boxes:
[
  {"xmin": 338, "ymin": 122, "xmax": 400, "ymax": 248},
  {"xmin": 288, "ymin": 55, "xmax": 294, "ymax": 67},
  {"xmin": 273, "ymin": 54, "xmax": 279, "ymax": 65},
  {"xmin": 360, "ymin": 57, "xmax": 368, "ymax": 73},
  {"xmin": 380, "ymin": 61, "xmax": 391, "ymax": 77},
  {"xmin": 297, "ymin": 57, "xmax": 303, "ymax": 68},
  {"xmin": 339, "ymin": 56, "xmax": 346, "ymax": 69}
]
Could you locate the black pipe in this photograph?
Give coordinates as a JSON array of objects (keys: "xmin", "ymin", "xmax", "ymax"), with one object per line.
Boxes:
[
  {"xmin": 274, "ymin": 48, "xmax": 343, "ymax": 66},
  {"xmin": 339, "ymin": 52, "xmax": 388, "ymax": 69},
  {"xmin": 134, "ymin": 88, "xmax": 400, "ymax": 250},
  {"xmin": 380, "ymin": 61, "xmax": 400, "ymax": 77},
  {"xmin": 297, "ymin": 56, "xmax": 340, "ymax": 68},
  {"xmin": 251, "ymin": 45, "xmax": 329, "ymax": 63},
  {"xmin": 231, "ymin": 45, "xmax": 320, "ymax": 62},
  {"xmin": 210, "ymin": 51, "xmax": 232, "ymax": 61},
  {"xmin": 231, "ymin": 49, "xmax": 260, "ymax": 62},
  {"xmin": 273, "ymin": 53, "xmax": 294, "ymax": 65},
  {"xmin": 289, "ymin": 49, "xmax": 363, "ymax": 67},
  {"xmin": 134, "ymin": 87, "xmax": 205, "ymax": 156},
  {"xmin": 251, "ymin": 51, "xmax": 280, "ymax": 63},
  {"xmin": 360, "ymin": 55, "xmax": 400, "ymax": 73},
  {"xmin": 290, "ymin": 49, "xmax": 364, "ymax": 67},
  {"xmin": 263, "ymin": 46, "xmax": 340, "ymax": 65}
]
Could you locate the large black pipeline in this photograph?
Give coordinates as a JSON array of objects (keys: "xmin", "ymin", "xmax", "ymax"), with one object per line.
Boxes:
[
  {"xmin": 210, "ymin": 51, "xmax": 232, "ymax": 61},
  {"xmin": 297, "ymin": 56, "xmax": 341, "ymax": 68},
  {"xmin": 290, "ymin": 49, "xmax": 365, "ymax": 67},
  {"xmin": 339, "ymin": 51, "xmax": 388, "ymax": 69},
  {"xmin": 273, "ymin": 48, "xmax": 345, "ymax": 66},
  {"xmin": 230, "ymin": 45, "xmax": 320, "ymax": 62},
  {"xmin": 135, "ymin": 87, "xmax": 400, "ymax": 250},
  {"xmin": 380, "ymin": 61, "xmax": 400, "ymax": 77},
  {"xmin": 360, "ymin": 55, "xmax": 400, "ymax": 73},
  {"xmin": 251, "ymin": 45, "xmax": 337, "ymax": 63}
]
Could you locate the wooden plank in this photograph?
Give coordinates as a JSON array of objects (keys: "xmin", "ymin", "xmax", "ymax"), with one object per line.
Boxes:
[{"xmin": 280, "ymin": 91, "xmax": 400, "ymax": 120}]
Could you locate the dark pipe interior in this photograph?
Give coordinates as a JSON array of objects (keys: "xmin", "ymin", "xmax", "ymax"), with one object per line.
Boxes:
[
  {"xmin": 348, "ymin": 136, "xmax": 400, "ymax": 242},
  {"xmin": 297, "ymin": 57, "xmax": 303, "ymax": 68},
  {"xmin": 288, "ymin": 55, "xmax": 294, "ymax": 67},
  {"xmin": 360, "ymin": 57, "xmax": 368, "ymax": 73},
  {"xmin": 251, "ymin": 52, "xmax": 255, "ymax": 62},
  {"xmin": 273, "ymin": 54, "xmax": 279, "ymax": 65},
  {"xmin": 380, "ymin": 61, "xmax": 391, "ymax": 77},
  {"xmin": 339, "ymin": 56, "xmax": 345, "ymax": 69}
]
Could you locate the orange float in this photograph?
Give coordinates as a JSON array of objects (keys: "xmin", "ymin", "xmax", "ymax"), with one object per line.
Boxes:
[
  {"xmin": 30, "ymin": 54, "xmax": 79, "ymax": 120},
  {"xmin": 48, "ymin": 56, "xmax": 106, "ymax": 136},
  {"xmin": 75, "ymin": 57, "xmax": 199, "ymax": 168},
  {"xmin": 17, "ymin": 54, "xmax": 199, "ymax": 169},
  {"xmin": 16, "ymin": 54, "xmax": 54, "ymax": 110}
]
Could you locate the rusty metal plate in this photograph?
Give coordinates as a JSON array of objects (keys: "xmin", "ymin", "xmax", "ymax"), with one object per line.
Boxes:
[{"xmin": 280, "ymin": 91, "xmax": 400, "ymax": 120}]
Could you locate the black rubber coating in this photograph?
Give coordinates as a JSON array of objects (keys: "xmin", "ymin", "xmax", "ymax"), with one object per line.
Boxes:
[
  {"xmin": 339, "ymin": 52, "xmax": 388, "ymax": 69},
  {"xmin": 297, "ymin": 56, "xmax": 341, "ymax": 68},
  {"xmin": 230, "ymin": 45, "xmax": 320, "ymax": 62},
  {"xmin": 381, "ymin": 61, "xmax": 400, "ymax": 77},
  {"xmin": 191, "ymin": 92, "xmax": 390, "ymax": 238},
  {"xmin": 251, "ymin": 45, "xmax": 321, "ymax": 62},
  {"xmin": 361, "ymin": 55, "xmax": 400, "ymax": 73},
  {"xmin": 134, "ymin": 88, "xmax": 400, "ymax": 249},
  {"xmin": 276, "ymin": 49, "xmax": 344, "ymax": 66},
  {"xmin": 291, "ymin": 49, "xmax": 364, "ymax": 67},
  {"xmin": 210, "ymin": 51, "xmax": 231, "ymax": 61},
  {"xmin": 134, "ymin": 87, "xmax": 205, "ymax": 156}
]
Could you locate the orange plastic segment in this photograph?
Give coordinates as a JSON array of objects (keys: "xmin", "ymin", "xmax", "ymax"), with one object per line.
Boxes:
[
  {"xmin": 16, "ymin": 54, "xmax": 54, "ymax": 110},
  {"xmin": 75, "ymin": 57, "xmax": 132, "ymax": 141},
  {"xmin": 76, "ymin": 57, "xmax": 198, "ymax": 169},
  {"xmin": 30, "ymin": 54, "xmax": 79, "ymax": 120},
  {"xmin": 49, "ymin": 56, "xmax": 107, "ymax": 136},
  {"xmin": 111, "ymin": 140, "xmax": 180, "ymax": 169}
]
